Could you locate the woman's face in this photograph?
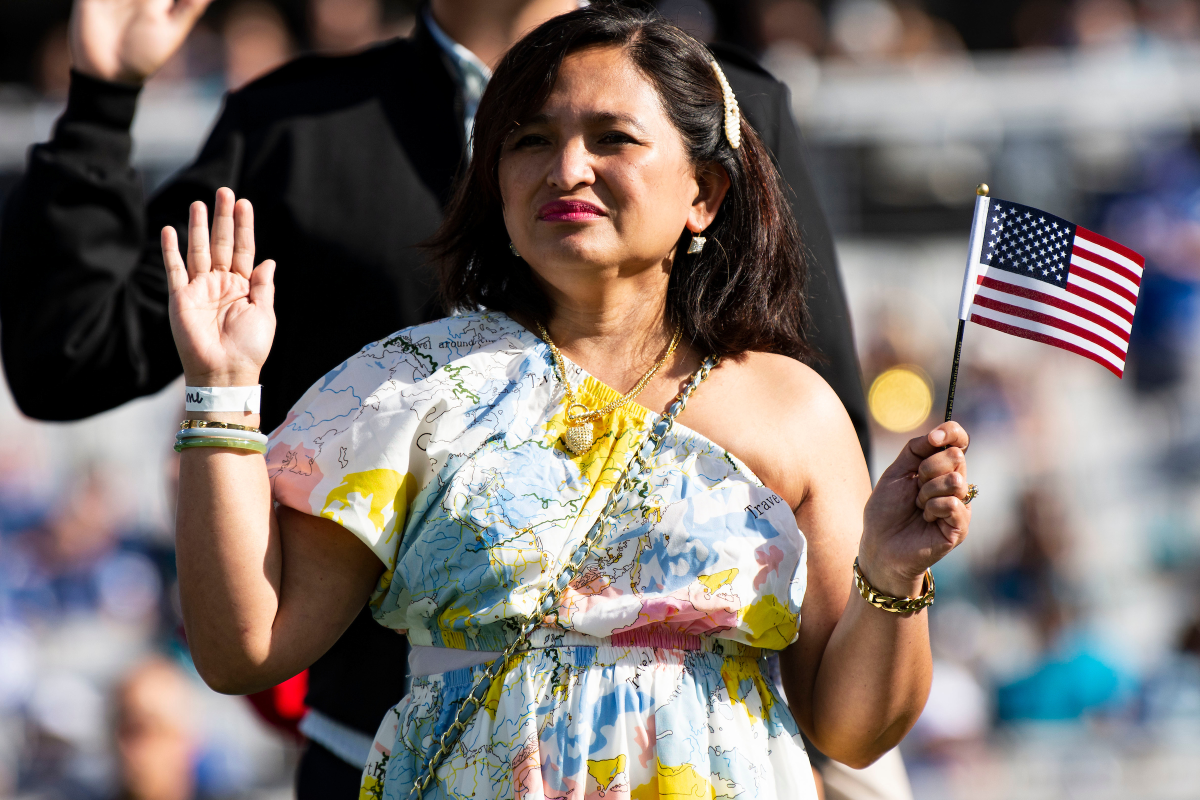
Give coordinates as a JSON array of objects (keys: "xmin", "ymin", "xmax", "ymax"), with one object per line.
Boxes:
[{"xmin": 498, "ymin": 45, "xmax": 726, "ymax": 291}]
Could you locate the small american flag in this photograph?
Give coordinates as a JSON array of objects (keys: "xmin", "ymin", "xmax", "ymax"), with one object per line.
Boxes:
[{"xmin": 957, "ymin": 196, "xmax": 1145, "ymax": 377}]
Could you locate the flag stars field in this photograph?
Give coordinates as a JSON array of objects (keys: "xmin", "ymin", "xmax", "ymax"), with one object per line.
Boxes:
[{"xmin": 981, "ymin": 200, "xmax": 1076, "ymax": 283}]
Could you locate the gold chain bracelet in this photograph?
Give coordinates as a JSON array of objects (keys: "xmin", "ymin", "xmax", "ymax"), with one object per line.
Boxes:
[
  {"xmin": 853, "ymin": 558, "xmax": 935, "ymax": 613},
  {"xmin": 180, "ymin": 419, "xmax": 262, "ymax": 433}
]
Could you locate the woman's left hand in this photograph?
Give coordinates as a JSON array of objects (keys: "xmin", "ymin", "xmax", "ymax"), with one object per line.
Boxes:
[{"xmin": 859, "ymin": 422, "xmax": 971, "ymax": 597}]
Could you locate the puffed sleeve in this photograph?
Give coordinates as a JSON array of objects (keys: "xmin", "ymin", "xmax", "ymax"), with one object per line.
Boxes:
[{"xmin": 265, "ymin": 329, "xmax": 442, "ymax": 570}]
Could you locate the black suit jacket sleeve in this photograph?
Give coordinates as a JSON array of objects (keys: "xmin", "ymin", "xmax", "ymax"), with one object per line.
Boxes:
[
  {"xmin": 716, "ymin": 49, "xmax": 871, "ymax": 463},
  {"xmin": 0, "ymin": 71, "xmax": 244, "ymax": 421}
]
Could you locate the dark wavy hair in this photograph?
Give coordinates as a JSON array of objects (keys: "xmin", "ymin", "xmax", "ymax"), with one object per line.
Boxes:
[{"xmin": 429, "ymin": 2, "xmax": 810, "ymax": 360}]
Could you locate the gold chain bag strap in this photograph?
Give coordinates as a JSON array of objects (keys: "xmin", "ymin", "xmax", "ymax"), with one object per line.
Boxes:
[{"xmin": 405, "ymin": 355, "xmax": 719, "ymax": 800}]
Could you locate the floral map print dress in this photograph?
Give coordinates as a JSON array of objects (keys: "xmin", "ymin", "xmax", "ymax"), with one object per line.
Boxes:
[{"xmin": 266, "ymin": 311, "xmax": 818, "ymax": 800}]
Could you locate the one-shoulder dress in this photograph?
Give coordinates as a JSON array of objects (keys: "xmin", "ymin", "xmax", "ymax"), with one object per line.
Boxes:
[{"xmin": 266, "ymin": 311, "xmax": 817, "ymax": 800}]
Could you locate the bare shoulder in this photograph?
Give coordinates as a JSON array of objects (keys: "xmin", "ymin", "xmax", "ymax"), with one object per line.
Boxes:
[
  {"xmin": 679, "ymin": 352, "xmax": 864, "ymax": 507},
  {"xmin": 694, "ymin": 352, "xmax": 853, "ymax": 436},
  {"xmin": 719, "ymin": 351, "xmax": 847, "ymax": 415}
]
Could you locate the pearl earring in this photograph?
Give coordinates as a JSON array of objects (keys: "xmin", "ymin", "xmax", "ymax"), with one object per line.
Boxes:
[{"xmin": 687, "ymin": 235, "xmax": 706, "ymax": 254}]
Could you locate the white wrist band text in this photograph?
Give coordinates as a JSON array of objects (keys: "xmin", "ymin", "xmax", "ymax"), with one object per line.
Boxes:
[{"xmin": 185, "ymin": 385, "xmax": 261, "ymax": 413}]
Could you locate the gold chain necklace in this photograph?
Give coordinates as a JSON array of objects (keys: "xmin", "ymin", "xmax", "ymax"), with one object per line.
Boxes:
[{"xmin": 537, "ymin": 321, "xmax": 683, "ymax": 455}]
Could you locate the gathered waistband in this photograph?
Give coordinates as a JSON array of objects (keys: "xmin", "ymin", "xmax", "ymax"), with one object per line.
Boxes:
[
  {"xmin": 409, "ymin": 630, "xmax": 763, "ymax": 678},
  {"xmin": 532, "ymin": 629, "xmax": 760, "ymax": 654}
]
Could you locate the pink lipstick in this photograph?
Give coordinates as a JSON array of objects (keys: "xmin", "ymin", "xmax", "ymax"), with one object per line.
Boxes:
[{"xmin": 537, "ymin": 200, "xmax": 606, "ymax": 222}]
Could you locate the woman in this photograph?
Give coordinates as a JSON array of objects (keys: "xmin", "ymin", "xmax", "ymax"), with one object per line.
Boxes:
[{"xmin": 163, "ymin": 5, "xmax": 971, "ymax": 799}]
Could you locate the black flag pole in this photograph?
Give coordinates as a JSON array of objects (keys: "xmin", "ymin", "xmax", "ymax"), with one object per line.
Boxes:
[
  {"xmin": 944, "ymin": 183, "xmax": 991, "ymax": 422},
  {"xmin": 943, "ymin": 319, "xmax": 966, "ymax": 422}
]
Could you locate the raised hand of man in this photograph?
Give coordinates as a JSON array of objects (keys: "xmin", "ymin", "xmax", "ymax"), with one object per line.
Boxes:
[{"xmin": 69, "ymin": 0, "xmax": 215, "ymax": 84}]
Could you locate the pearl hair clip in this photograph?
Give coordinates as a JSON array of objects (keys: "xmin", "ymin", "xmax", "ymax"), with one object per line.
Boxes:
[{"xmin": 710, "ymin": 59, "xmax": 741, "ymax": 150}]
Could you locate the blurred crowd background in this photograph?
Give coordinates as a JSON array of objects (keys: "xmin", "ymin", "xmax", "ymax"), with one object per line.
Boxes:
[{"xmin": 3, "ymin": 0, "xmax": 1200, "ymax": 798}]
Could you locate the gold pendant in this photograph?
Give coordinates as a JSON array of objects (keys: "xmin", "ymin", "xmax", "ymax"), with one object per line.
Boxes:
[{"xmin": 564, "ymin": 422, "xmax": 594, "ymax": 455}]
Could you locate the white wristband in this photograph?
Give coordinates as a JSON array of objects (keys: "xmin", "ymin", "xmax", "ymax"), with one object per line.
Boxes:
[{"xmin": 184, "ymin": 385, "xmax": 261, "ymax": 413}]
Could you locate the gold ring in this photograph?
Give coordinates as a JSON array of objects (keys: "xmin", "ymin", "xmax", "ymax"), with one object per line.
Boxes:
[{"xmin": 963, "ymin": 484, "xmax": 979, "ymax": 505}]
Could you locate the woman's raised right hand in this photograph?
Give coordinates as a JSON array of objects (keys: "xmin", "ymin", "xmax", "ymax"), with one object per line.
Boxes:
[{"xmin": 162, "ymin": 188, "xmax": 276, "ymax": 387}]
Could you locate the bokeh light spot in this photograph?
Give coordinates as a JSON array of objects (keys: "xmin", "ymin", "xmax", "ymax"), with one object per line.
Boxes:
[{"xmin": 869, "ymin": 366, "xmax": 933, "ymax": 432}]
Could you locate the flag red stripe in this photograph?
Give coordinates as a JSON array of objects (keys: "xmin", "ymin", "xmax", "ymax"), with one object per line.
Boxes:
[
  {"xmin": 972, "ymin": 295, "xmax": 1127, "ymax": 358},
  {"xmin": 969, "ymin": 314, "xmax": 1123, "ymax": 377},
  {"xmin": 1069, "ymin": 262, "xmax": 1138, "ymax": 306},
  {"xmin": 1071, "ymin": 242, "xmax": 1142, "ymax": 288},
  {"xmin": 1064, "ymin": 280, "xmax": 1135, "ymax": 324},
  {"xmin": 970, "ymin": 306, "xmax": 1125, "ymax": 371},
  {"xmin": 977, "ymin": 271, "xmax": 1133, "ymax": 329},
  {"xmin": 977, "ymin": 276, "xmax": 1129, "ymax": 340},
  {"xmin": 1075, "ymin": 225, "xmax": 1146, "ymax": 268}
]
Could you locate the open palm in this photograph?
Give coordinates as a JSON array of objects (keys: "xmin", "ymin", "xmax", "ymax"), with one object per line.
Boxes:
[
  {"xmin": 70, "ymin": 0, "xmax": 214, "ymax": 83},
  {"xmin": 162, "ymin": 189, "xmax": 276, "ymax": 387}
]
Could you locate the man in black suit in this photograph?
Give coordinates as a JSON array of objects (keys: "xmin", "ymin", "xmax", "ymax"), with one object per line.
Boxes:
[{"xmin": 0, "ymin": 0, "xmax": 870, "ymax": 796}]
